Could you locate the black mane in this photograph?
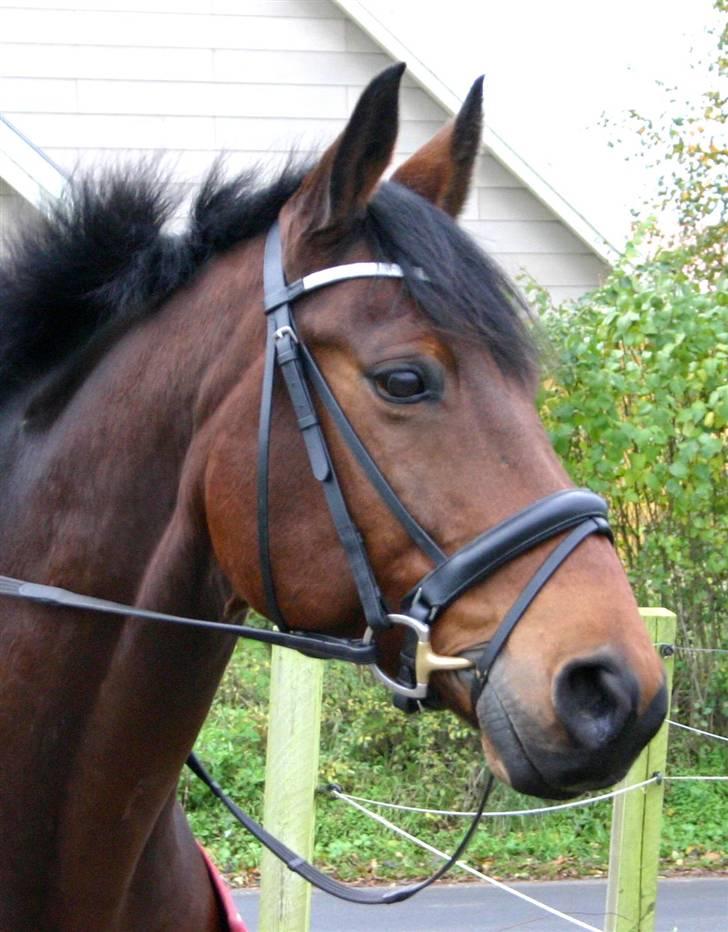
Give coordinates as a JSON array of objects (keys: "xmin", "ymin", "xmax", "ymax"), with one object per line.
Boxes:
[{"xmin": 0, "ymin": 162, "xmax": 536, "ymax": 406}]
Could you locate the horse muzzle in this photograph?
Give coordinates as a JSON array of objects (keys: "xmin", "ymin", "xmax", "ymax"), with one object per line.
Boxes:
[{"xmin": 474, "ymin": 661, "xmax": 668, "ymax": 799}]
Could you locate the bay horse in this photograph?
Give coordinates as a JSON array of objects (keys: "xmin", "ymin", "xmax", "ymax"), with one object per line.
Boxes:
[{"xmin": 0, "ymin": 64, "xmax": 666, "ymax": 929}]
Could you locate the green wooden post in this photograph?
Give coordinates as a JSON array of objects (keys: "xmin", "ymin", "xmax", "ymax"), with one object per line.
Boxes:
[
  {"xmin": 259, "ymin": 647, "xmax": 323, "ymax": 932},
  {"xmin": 605, "ymin": 608, "xmax": 677, "ymax": 932}
]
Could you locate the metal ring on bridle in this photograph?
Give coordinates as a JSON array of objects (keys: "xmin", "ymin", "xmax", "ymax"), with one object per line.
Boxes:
[{"xmin": 363, "ymin": 614, "xmax": 475, "ymax": 699}]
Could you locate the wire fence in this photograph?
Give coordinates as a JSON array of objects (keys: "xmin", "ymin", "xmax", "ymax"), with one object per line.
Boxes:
[
  {"xmin": 668, "ymin": 719, "xmax": 728, "ymax": 743},
  {"xmin": 255, "ymin": 614, "xmax": 725, "ymax": 932},
  {"xmin": 329, "ymin": 775, "xmax": 662, "ymax": 819},
  {"xmin": 321, "ymin": 638, "xmax": 727, "ymax": 932},
  {"xmin": 332, "ymin": 788, "xmax": 604, "ymax": 932},
  {"xmin": 328, "ymin": 771, "xmax": 727, "ymax": 819},
  {"xmin": 326, "ymin": 765, "xmax": 726, "ymax": 930},
  {"xmin": 658, "ymin": 644, "xmax": 728, "ymax": 655}
]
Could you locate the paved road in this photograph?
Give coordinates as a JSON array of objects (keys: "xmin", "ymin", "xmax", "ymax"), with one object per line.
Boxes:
[{"xmin": 234, "ymin": 877, "xmax": 727, "ymax": 931}]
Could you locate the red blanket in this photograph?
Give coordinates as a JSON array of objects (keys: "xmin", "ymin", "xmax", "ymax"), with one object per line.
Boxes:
[{"xmin": 198, "ymin": 844, "xmax": 248, "ymax": 931}]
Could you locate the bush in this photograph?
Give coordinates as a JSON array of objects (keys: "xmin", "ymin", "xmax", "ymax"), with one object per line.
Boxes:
[{"xmin": 534, "ymin": 229, "xmax": 727, "ymax": 738}]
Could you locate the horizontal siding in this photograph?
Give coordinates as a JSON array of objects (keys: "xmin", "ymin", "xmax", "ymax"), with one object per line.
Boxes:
[
  {"xmin": 3, "ymin": 78, "xmax": 447, "ymax": 121},
  {"xmin": 344, "ymin": 19, "xmax": 380, "ymax": 53},
  {"xmin": 0, "ymin": 9, "xmax": 348, "ymax": 51},
  {"xmin": 4, "ymin": 0, "xmax": 346, "ymax": 20},
  {"xmin": 212, "ymin": 1, "xmax": 340, "ymax": 14},
  {"xmin": 2, "ymin": 77, "xmax": 350, "ymax": 118},
  {"xmin": 465, "ymin": 219, "xmax": 588, "ymax": 255},
  {"xmin": 0, "ymin": 178, "xmax": 40, "ymax": 253},
  {"xmin": 12, "ymin": 112, "xmax": 443, "ymax": 152},
  {"xmin": 212, "ymin": 49, "xmax": 409, "ymax": 85},
  {"xmin": 14, "ymin": 113, "xmax": 217, "ymax": 149},
  {"xmin": 41, "ymin": 147, "xmax": 294, "ymax": 181},
  {"xmin": 475, "ymin": 154, "xmax": 524, "ymax": 188},
  {"xmin": 0, "ymin": 1, "xmax": 606, "ymax": 297},
  {"xmin": 495, "ymin": 253, "xmax": 609, "ymax": 288},
  {"xmin": 0, "ymin": 47, "xmax": 402, "ymax": 85},
  {"xmin": 478, "ymin": 187, "xmax": 554, "ymax": 221},
  {"xmin": 0, "ymin": 1, "xmax": 341, "ymax": 12},
  {"xmin": 1, "ymin": 44, "xmax": 216, "ymax": 81}
]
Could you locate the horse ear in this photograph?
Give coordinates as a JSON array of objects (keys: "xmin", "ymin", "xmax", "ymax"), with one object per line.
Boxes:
[
  {"xmin": 391, "ymin": 76, "xmax": 484, "ymax": 217},
  {"xmin": 290, "ymin": 62, "xmax": 405, "ymax": 233}
]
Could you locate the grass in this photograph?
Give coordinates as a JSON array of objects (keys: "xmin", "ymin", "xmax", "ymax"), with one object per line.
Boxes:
[{"xmin": 180, "ymin": 641, "xmax": 728, "ymax": 886}]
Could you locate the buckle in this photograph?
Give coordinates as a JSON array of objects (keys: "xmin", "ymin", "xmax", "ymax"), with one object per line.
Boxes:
[
  {"xmin": 273, "ymin": 325, "xmax": 298, "ymax": 343},
  {"xmin": 362, "ymin": 613, "xmax": 474, "ymax": 699}
]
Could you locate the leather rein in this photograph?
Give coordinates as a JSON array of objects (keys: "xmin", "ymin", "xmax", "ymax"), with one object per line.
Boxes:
[{"xmin": 0, "ymin": 219, "xmax": 613, "ymax": 905}]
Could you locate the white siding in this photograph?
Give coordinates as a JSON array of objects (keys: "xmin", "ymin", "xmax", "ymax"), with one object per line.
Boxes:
[
  {"xmin": 0, "ymin": 0, "xmax": 607, "ymax": 296},
  {"xmin": 0, "ymin": 178, "xmax": 39, "ymax": 253}
]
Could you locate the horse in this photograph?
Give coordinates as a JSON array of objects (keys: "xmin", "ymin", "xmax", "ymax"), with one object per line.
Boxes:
[{"xmin": 0, "ymin": 63, "xmax": 666, "ymax": 930}]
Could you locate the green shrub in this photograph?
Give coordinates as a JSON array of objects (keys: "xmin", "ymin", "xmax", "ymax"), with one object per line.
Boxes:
[{"xmin": 535, "ymin": 231, "xmax": 727, "ymax": 738}]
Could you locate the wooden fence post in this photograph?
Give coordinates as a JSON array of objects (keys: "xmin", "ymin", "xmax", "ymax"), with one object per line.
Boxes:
[
  {"xmin": 259, "ymin": 647, "xmax": 324, "ymax": 932},
  {"xmin": 605, "ymin": 607, "xmax": 677, "ymax": 932}
]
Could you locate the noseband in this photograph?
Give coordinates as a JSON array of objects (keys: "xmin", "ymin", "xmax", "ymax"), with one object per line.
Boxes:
[{"xmin": 258, "ymin": 221, "xmax": 612, "ymax": 712}]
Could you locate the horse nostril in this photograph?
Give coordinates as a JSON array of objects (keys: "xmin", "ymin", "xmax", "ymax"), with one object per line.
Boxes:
[{"xmin": 554, "ymin": 657, "xmax": 639, "ymax": 750}]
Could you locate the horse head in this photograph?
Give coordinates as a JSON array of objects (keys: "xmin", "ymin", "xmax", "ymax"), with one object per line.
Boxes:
[{"xmin": 204, "ymin": 64, "xmax": 667, "ymax": 799}]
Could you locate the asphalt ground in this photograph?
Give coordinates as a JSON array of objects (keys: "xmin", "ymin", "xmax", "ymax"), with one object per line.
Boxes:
[{"xmin": 233, "ymin": 876, "xmax": 727, "ymax": 931}]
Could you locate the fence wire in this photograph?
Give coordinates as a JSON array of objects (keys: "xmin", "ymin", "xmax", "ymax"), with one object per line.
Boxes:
[
  {"xmin": 668, "ymin": 719, "xmax": 728, "ymax": 743},
  {"xmin": 331, "ymin": 788, "xmax": 603, "ymax": 932},
  {"xmin": 332, "ymin": 776, "xmax": 661, "ymax": 819},
  {"xmin": 665, "ymin": 774, "xmax": 728, "ymax": 782},
  {"xmin": 659, "ymin": 644, "xmax": 728, "ymax": 655},
  {"xmin": 328, "ymin": 768, "xmax": 725, "ymax": 932},
  {"xmin": 322, "ymin": 636, "xmax": 727, "ymax": 931}
]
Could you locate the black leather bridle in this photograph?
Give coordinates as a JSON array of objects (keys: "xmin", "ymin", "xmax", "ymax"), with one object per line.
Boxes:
[
  {"xmin": 258, "ymin": 220, "xmax": 613, "ymax": 712},
  {"xmin": 0, "ymin": 218, "xmax": 615, "ymax": 905},
  {"xmin": 0, "ymin": 219, "xmax": 612, "ymax": 709}
]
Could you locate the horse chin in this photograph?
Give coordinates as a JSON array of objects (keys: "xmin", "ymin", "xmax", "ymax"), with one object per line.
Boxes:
[
  {"xmin": 472, "ymin": 670, "xmax": 653, "ymax": 802},
  {"xmin": 477, "ymin": 716, "xmax": 619, "ymax": 802}
]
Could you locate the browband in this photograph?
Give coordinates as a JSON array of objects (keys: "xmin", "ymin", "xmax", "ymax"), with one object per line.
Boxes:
[{"xmin": 265, "ymin": 262, "xmax": 427, "ymax": 313}]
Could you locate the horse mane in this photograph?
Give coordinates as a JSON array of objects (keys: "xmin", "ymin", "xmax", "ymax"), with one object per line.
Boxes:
[
  {"xmin": 0, "ymin": 161, "xmax": 306, "ymax": 406},
  {"xmin": 0, "ymin": 160, "xmax": 537, "ymax": 411}
]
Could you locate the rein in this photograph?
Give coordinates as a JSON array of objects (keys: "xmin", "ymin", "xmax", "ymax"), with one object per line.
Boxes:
[
  {"xmin": 0, "ymin": 572, "xmax": 494, "ymax": 904},
  {"xmin": 0, "ymin": 218, "xmax": 614, "ymax": 905}
]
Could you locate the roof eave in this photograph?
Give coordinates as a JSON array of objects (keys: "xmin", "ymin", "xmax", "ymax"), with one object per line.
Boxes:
[{"xmin": 0, "ymin": 115, "xmax": 67, "ymax": 209}]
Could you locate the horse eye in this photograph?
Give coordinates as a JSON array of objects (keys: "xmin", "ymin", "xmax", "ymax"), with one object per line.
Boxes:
[{"xmin": 377, "ymin": 369, "xmax": 427, "ymax": 401}]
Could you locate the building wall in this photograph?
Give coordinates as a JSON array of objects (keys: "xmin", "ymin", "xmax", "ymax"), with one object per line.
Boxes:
[
  {"xmin": 0, "ymin": 177, "xmax": 39, "ymax": 254},
  {"xmin": 0, "ymin": 0, "xmax": 607, "ymax": 299}
]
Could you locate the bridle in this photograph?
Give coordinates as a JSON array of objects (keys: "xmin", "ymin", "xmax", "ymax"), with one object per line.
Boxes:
[
  {"xmin": 1, "ymin": 219, "xmax": 613, "ymax": 698},
  {"xmin": 0, "ymin": 217, "xmax": 614, "ymax": 905},
  {"xmin": 257, "ymin": 220, "xmax": 613, "ymax": 711},
  {"xmin": 0, "ymin": 218, "xmax": 612, "ymax": 707}
]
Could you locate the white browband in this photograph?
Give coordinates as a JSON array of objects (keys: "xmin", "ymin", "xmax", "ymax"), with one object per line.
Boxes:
[
  {"xmin": 301, "ymin": 262, "xmax": 406, "ymax": 291},
  {"xmin": 264, "ymin": 262, "xmax": 428, "ymax": 313}
]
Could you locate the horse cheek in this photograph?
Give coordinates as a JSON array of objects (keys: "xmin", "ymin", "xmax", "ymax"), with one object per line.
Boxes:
[{"xmin": 203, "ymin": 435, "xmax": 259, "ymax": 608}]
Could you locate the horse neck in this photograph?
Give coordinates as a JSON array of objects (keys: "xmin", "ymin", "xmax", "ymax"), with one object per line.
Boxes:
[{"xmin": 0, "ymin": 238, "xmax": 264, "ymax": 929}]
